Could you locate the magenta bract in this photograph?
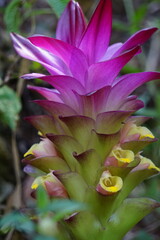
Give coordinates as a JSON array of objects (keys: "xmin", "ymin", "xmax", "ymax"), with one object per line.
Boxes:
[{"xmin": 11, "ymin": 0, "xmax": 160, "ymax": 118}]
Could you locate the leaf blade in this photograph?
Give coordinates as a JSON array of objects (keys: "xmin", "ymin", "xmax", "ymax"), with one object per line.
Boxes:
[{"xmin": 47, "ymin": 0, "xmax": 70, "ymax": 18}]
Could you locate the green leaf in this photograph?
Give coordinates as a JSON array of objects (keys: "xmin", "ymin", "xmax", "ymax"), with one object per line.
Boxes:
[
  {"xmin": 135, "ymin": 231, "xmax": 154, "ymax": 240},
  {"xmin": 112, "ymin": 20, "xmax": 129, "ymax": 32},
  {"xmin": 130, "ymin": 5, "xmax": 147, "ymax": 33},
  {"xmin": 121, "ymin": 64, "xmax": 140, "ymax": 74},
  {"xmin": 49, "ymin": 199, "xmax": 87, "ymax": 221},
  {"xmin": 34, "ymin": 235, "xmax": 57, "ymax": 240},
  {"xmin": 36, "ymin": 186, "xmax": 50, "ymax": 210},
  {"xmin": 36, "ymin": 195, "xmax": 86, "ymax": 220},
  {"xmin": 137, "ymin": 108, "xmax": 159, "ymax": 118},
  {"xmin": 0, "ymin": 211, "xmax": 35, "ymax": 234},
  {"xmin": 155, "ymin": 92, "xmax": 160, "ymax": 116},
  {"xmin": 37, "ymin": 198, "xmax": 86, "ymax": 219},
  {"xmin": 47, "ymin": 0, "xmax": 70, "ymax": 18},
  {"xmin": 103, "ymin": 198, "xmax": 160, "ymax": 240},
  {"xmin": 4, "ymin": 0, "xmax": 22, "ymax": 32},
  {"xmin": 110, "ymin": 167, "xmax": 159, "ymax": 215},
  {"xmin": 145, "ymin": 178, "xmax": 160, "ymax": 201},
  {"xmin": 0, "ymin": 86, "xmax": 21, "ymax": 129}
]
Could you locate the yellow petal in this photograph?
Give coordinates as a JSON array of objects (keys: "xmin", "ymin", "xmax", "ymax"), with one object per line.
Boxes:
[
  {"xmin": 97, "ymin": 171, "xmax": 123, "ymax": 195},
  {"xmin": 31, "ymin": 183, "xmax": 39, "ymax": 190},
  {"xmin": 140, "ymin": 156, "xmax": 160, "ymax": 172},
  {"xmin": 112, "ymin": 148, "xmax": 134, "ymax": 165},
  {"xmin": 128, "ymin": 124, "xmax": 154, "ymax": 139},
  {"xmin": 31, "ymin": 177, "xmax": 43, "ymax": 190},
  {"xmin": 31, "ymin": 172, "xmax": 68, "ymax": 198},
  {"xmin": 31, "ymin": 173, "xmax": 54, "ymax": 190},
  {"xmin": 24, "ymin": 143, "xmax": 39, "ymax": 157},
  {"xmin": 24, "ymin": 138, "xmax": 57, "ymax": 158},
  {"xmin": 38, "ymin": 131, "xmax": 43, "ymax": 136}
]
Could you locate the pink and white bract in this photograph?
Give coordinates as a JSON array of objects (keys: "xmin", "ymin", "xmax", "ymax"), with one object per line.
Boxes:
[{"xmin": 11, "ymin": 0, "xmax": 160, "ymax": 239}]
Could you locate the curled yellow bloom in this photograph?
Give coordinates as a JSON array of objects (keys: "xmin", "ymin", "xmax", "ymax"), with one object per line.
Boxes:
[
  {"xmin": 112, "ymin": 147, "xmax": 134, "ymax": 166},
  {"xmin": 139, "ymin": 156, "xmax": 160, "ymax": 172},
  {"xmin": 31, "ymin": 174, "xmax": 51, "ymax": 190},
  {"xmin": 96, "ymin": 171, "xmax": 123, "ymax": 196},
  {"xmin": 24, "ymin": 143, "xmax": 39, "ymax": 157},
  {"xmin": 128, "ymin": 124, "xmax": 154, "ymax": 140},
  {"xmin": 31, "ymin": 172, "xmax": 68, "ymax": 198},
  {"xmin": 24, "ymin": 138, "xmax": 57, "ymax": 158}
]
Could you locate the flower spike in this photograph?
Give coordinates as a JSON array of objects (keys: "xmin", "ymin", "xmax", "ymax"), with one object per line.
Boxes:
[{"xmin": 11, "ymin": 0, "xmax": 160, "ymax": 239}]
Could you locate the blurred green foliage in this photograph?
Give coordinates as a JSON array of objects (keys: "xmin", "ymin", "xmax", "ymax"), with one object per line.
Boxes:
[
  {"xmin": 0, "ymin": 186, "xmax": 86, "ymax": 239},
  {"xmin": 0, "ymin": 85, "xmax": 21, "ymax": 129},
  {"xmin": 4, "ymin": 0, "xmax": 70, "ymax": 33},
  {"xmin": 134, "ymin": 231, "xmax": 154, "ymax": 240},
  {"xmin": 4, "ymin": 0, "xmax": 22, "ymax": 32},
  {"xmin": 0, "ymin": 211, "xmax": 35, "ymax": 235},
  {"xmin": 47, "ymin": 0, "xmax": 70, "ymax": 17}
]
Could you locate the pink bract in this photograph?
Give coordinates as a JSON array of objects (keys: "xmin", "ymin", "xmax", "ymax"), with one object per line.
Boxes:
[{"xmin": 11, "ymin": 0, "xmax": 160, "ymax": 118}]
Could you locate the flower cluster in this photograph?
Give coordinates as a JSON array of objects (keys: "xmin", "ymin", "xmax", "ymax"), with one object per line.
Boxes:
[{"xmin": 11, "ymin": 0, "xmax": 160, "ymax": 239}]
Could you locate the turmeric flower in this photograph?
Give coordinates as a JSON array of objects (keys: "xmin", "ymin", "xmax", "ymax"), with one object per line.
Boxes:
[
  {"xmin": 11, "ymin": 0, "xmax": 160, "ymax": 239},
  {"xmin": 11, "ymin": 1, "xmax": 160, "ymax": 118}
]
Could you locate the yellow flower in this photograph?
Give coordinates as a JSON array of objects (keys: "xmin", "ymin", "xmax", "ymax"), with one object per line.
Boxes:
[
  {"xmin": 96, "ymin": 171, "xmax": 123, "ymax": 195},
  {"xmin": 139, "ymin": 156, "xmax": 160, "ymax": 172},
  {"xmin": 112, "ymin": 147, "xmax": 134, "ymax": 166},
  {"xmin": 128, "ymin": 124, "xmax": 154, "ymax": 140},
  {"xmin": 24, "ymin": 138, "xmax": 57, "ymax": 157},
  {"xmin": 31, "ymin": 172, "xmax": 68, "ymax": 198}
]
